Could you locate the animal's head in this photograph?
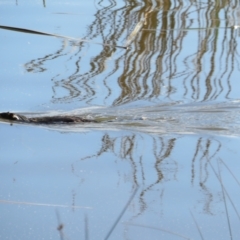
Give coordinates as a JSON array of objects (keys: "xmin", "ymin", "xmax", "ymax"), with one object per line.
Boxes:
[{"xmin": 0, "ymin": 112, "xmax": 20, "ymax": 121}]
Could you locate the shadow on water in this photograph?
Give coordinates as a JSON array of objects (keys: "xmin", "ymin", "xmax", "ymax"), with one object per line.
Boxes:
[{"xmin": 1, "ymin": 0, "xmax": 240, "ymax": 239}]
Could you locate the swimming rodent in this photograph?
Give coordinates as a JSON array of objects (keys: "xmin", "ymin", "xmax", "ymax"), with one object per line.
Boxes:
[{"xmin": 0, "ymin": 112, "xmax": 97, "ymax": 124}]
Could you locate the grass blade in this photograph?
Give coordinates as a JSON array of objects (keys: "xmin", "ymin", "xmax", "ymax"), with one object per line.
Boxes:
[
  {"xmin": 219, "ymin": 158, "xmax": 240, "ymax": 188},
  {"xmin": 209, "ymin": 161, "xmax": 233, "ymax": 240},
  {"xmin": 123, "ymin": 222, "xmax": 191, "ymax": 240},
  {"xmin": 0, "ymin": 199, "xmax": 91, "ymax": 209},
  {"xmin": 104, "ymin": 186, "xmax": 139, "ymax": 240},
  {"xmin": 84, "ymin": 214, "xmax": 89, "ymax": 240},
  {"xmin": 217, "ymin": 160, "xmax": 233, "ymax": 240},
  {"xmin": 56, "ymin": 210, "xmax": 65, "ymax": 240},
  {"xmin": 0, "ymin": 25, "xmax": 127, "ymax": 49},
  {"xmin": 189, "ymin": 210, "xmax": 205, "ymax": 240}
]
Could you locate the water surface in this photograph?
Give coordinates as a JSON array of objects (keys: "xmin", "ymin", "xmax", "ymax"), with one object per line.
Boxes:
[{"xmin": 1, "ymin": 0, "xmax": 240, "ymax": 239}]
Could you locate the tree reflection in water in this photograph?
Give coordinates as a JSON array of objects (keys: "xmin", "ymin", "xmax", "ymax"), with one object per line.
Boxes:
[
  {"xmin": 71, "ymin": 132, "xmax": 225, "ymax": 221},
  {"xmin": 23, "ymin": 0, "xmax": 240, "ymax": 106}
]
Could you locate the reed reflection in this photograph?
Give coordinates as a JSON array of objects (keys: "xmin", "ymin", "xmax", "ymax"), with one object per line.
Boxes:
[
  {"xmin": 22, "ymin": 0, "xmax": 240, "ymax": 106},
  {"xmin": 191, "ymin": 138, "xmax": 222, "ymax": 214},
  {"xmin": 72, "ymin": 132, "xmax": 223, "ymax": 217}
]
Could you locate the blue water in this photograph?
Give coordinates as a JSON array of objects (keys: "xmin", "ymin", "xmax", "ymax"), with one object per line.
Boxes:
[{"xmin": 1, "ymin": 1, "xmax": 240, "ymax": 239}]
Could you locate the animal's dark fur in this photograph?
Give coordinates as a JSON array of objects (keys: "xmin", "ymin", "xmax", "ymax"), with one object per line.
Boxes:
[{"xmin": 0, "ymin": 112, "xmax": 97, "ymax": 124}]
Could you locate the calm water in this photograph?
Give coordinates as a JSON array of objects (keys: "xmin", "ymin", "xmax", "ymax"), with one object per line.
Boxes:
[{"xmin": 1, "ymin": 0, "xmax": 240, "ymax": 239}]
